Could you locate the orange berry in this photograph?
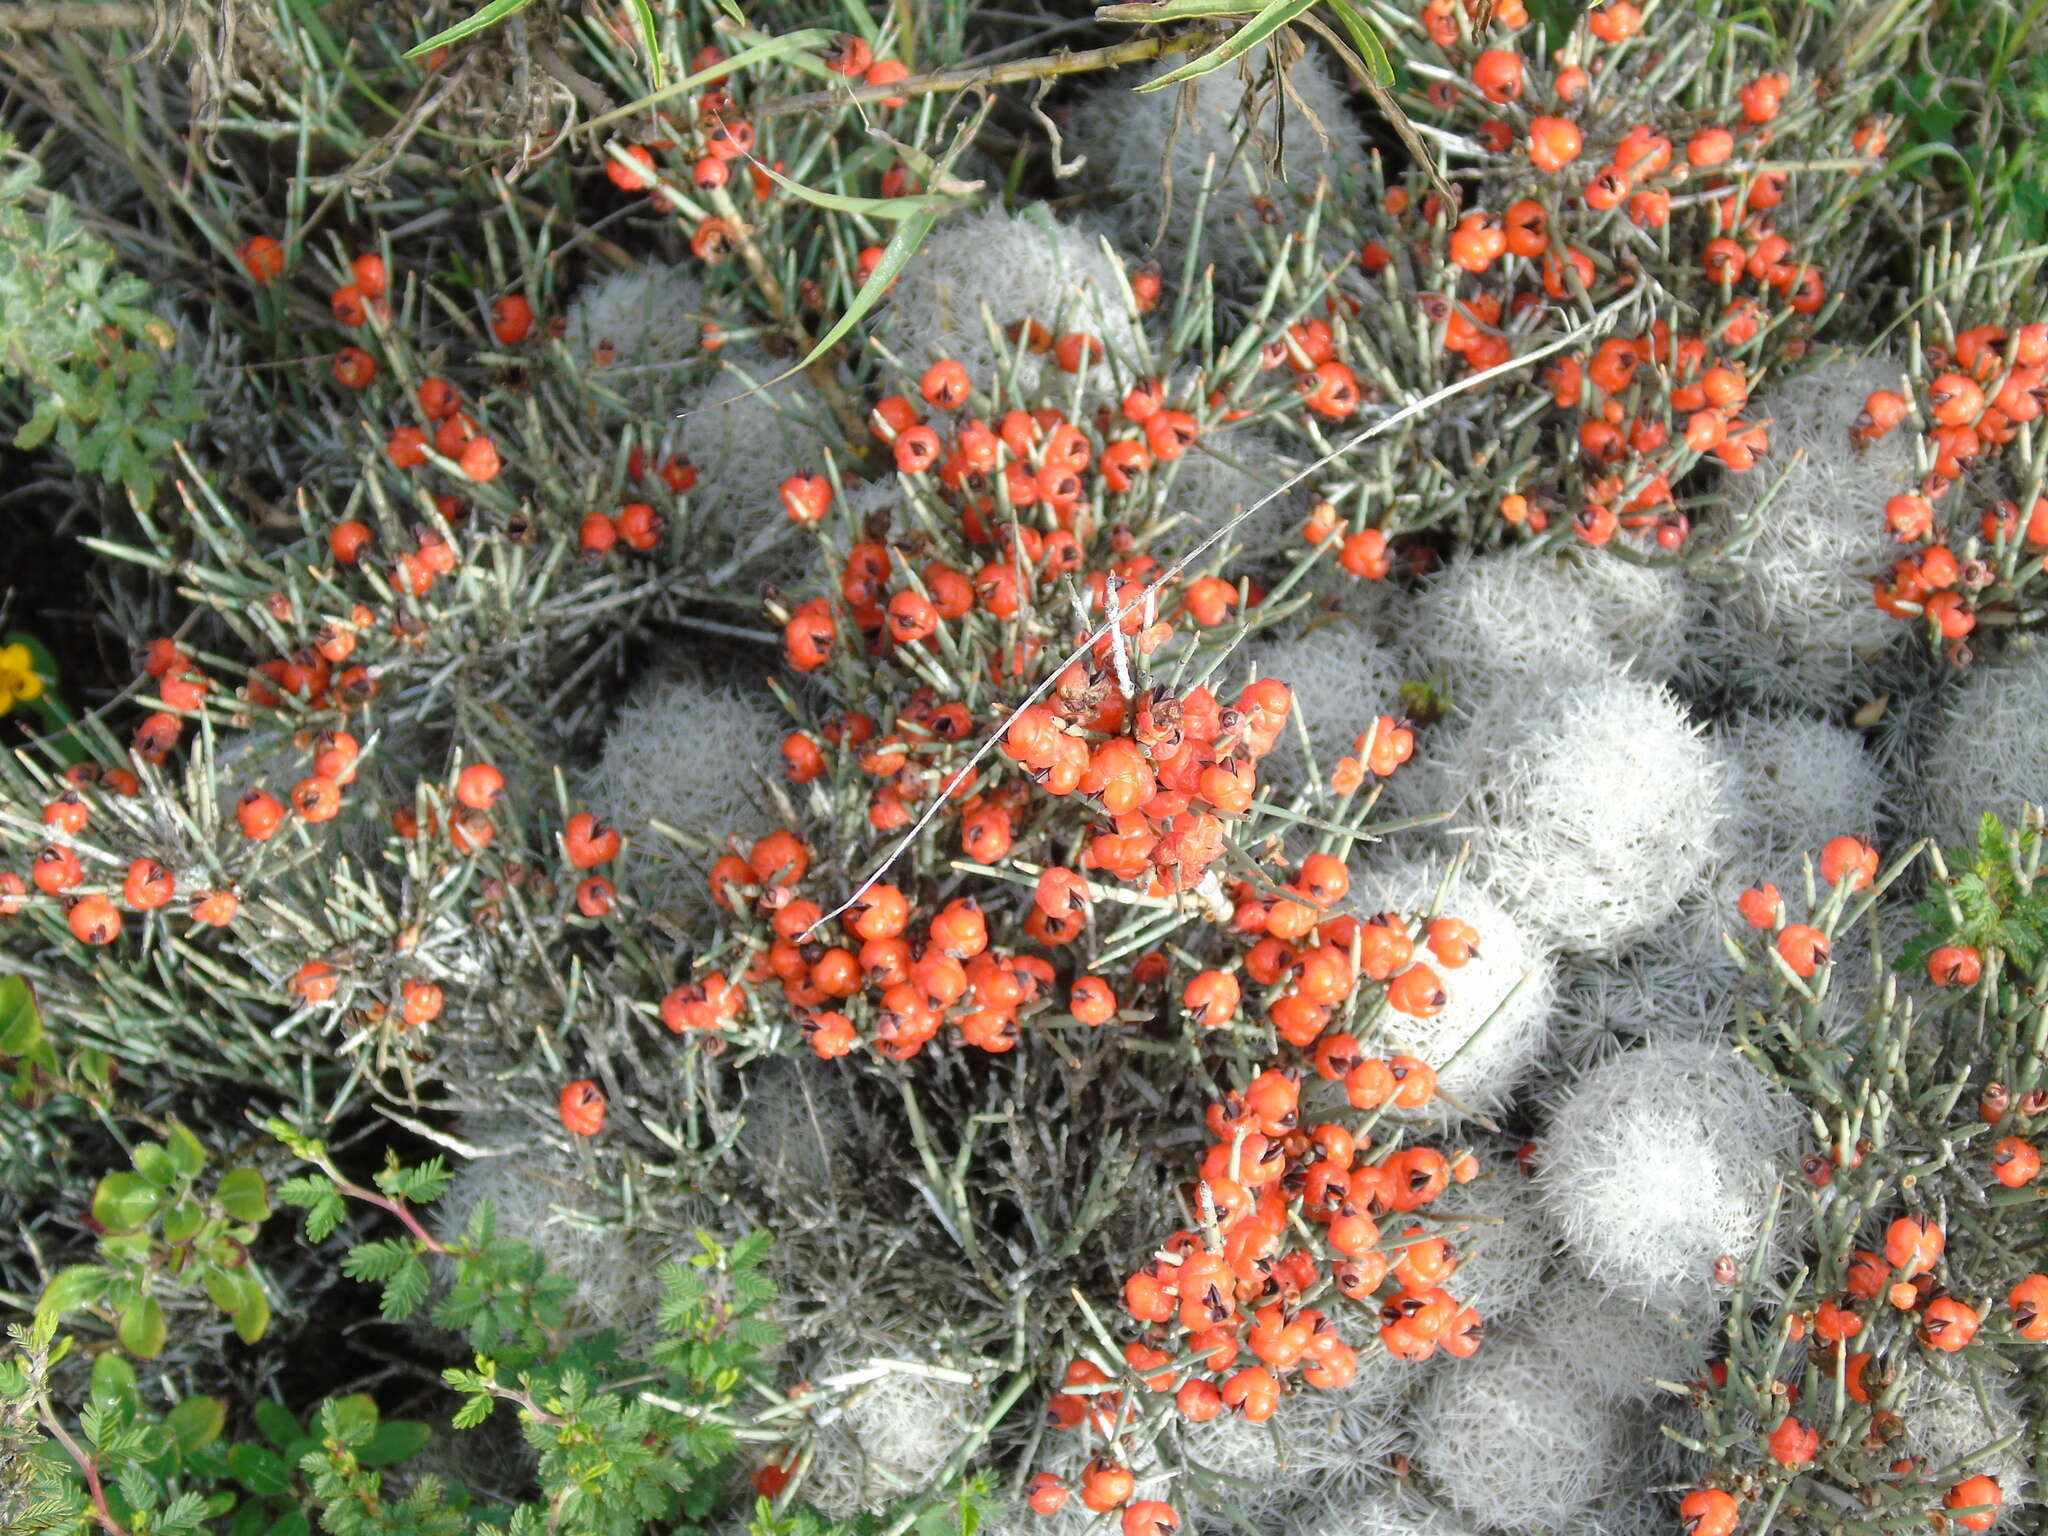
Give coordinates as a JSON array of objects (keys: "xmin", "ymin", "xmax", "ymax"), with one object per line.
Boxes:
[{"xmin": 1775, "ymin": 924, "xmax": 1828, "ymax": 978}]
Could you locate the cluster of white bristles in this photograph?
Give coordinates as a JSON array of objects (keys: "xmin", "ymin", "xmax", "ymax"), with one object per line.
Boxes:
[
  {"xmin": 580, "ymin": 666, "xmax": 784, "ymax": 919},
  {"xmin": 1064, "ymin": 41, "xmax": 1368, "ymax": 277},
  {"xmin": 546, "ymin": 195, "xmax": 2048, "ymax": 1532}
]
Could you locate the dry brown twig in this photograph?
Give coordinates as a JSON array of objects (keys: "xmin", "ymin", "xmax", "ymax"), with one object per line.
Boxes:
[{"xmin": 0, "ymin": 1, "xmax": 152, "ymax": 27}]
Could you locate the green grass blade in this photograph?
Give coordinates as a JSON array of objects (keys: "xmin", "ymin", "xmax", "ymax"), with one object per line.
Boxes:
[
  {"xmin": 403, "ymin": 0, "xmax": 537, "ymax": 59},
  {"xmin": 747, "ymin": 159, "xmax": 971, "ymax": 220},
  {"xmin": 1324, "ymin": 0, "xmax": 1396, "ymax": 85},
  {"xmin": 688, "ymin": 201, "xmax": 948, "ymax": 414},
  {"xmin": 626, "ymin": 0, "xmax": 666, "ymax": 87},
  {"xmin": 795, "ymin": 203, "xmax": 943, "ymax": 372},
  {"xmin": 1137, "ymin": 0, "xmax": 1319, "ymax": 91}
]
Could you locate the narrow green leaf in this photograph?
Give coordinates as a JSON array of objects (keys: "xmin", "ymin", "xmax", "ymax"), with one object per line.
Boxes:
[
  {"xmin": 578, "ymin": 30, "xmax": 834, "ymax": 138},
  {"xmin": 626, "ymin": 0, "xmax": 666, "ymax": 87},
  {"xmin": 402, "ymin": 0, "xmax": 537, "ymax": 59},
  {"xmin": 1138, "ymin": 0, "xmax": 1318, "ymax": 91},
  {"xmin": 795, "ymin": 204, "xmax": 942, "ymax": 373},
  {"xmin": 1324, "ymin": 0, "xmax": 1396, "ymax": 85},
  {"xmin": 747, "ymin": 158, "xmax": 971, "ymax": 220},
  {"xmin": 1097, "ymin": 0, "xmax": 1258, "ymax": 19}
]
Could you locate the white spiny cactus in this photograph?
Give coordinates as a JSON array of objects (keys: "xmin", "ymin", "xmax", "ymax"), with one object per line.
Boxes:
[
  {"xmin": 800, "ymin": 1353, "xmax": 989, "ymax": 1518},
  {"xmin": 1424, "ymin": 672, "xmax": 1731, "ymax": 955},
  {"xmin": 1694, "ymin": 355, "xmax": 1918, "ymax": 710},
  {"xmin": 1352, "ymin": 862, "xmax": 1557, "ymax": 1119},
  {"xmin": 1920, "ymin": 643, "xmax": 2048, "ymax": 843},
  {"xmin": 1247, "ymin": 617, "xmax": 1410, "ymax": 794},
  {"xmin": 1536, "ymin": 1040, "xmax": 1800, "ymax": 1313},
  {"xmin": 1409, "ymin": 1321, "xmax": 1634, "ymax": 1532},
  {"xmin": 876, "ymin": 204, "xmax": 1141, "ymax": 398},
  {"xmin": 1901, "ymin": 1364, "xmax": 2033, "ymax": 1525},
  {"xmin": 582, "ymin": 667, "xmax": 784, "ymax": 913},
  {"xmin": 1405, "ymin": 547, "xmax": 1697, "ymax": 714},
  {"xmin": 1421, "ymin": 1144, "xmax": 1554, "ymax": 1327},
  {"xmin": 563, "ymin": 264, "xmax": 704, "ymax": 379},
  {"xmin": 1066, "ymin": 43, "xmax": 1367, "ymax": 277}
]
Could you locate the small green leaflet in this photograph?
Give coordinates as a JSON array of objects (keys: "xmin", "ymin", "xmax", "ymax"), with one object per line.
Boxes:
[{"xmin": 1896, "ymin": 813, "xmax": 2048, "ymax": 974}]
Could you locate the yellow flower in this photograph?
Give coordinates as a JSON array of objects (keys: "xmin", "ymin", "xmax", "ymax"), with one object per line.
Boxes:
[{"xmin": 0, "ymin": 643, "xmax": 44, "ymax": 716}]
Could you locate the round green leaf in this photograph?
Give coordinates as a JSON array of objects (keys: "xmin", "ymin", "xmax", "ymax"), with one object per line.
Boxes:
[
  {"xmin": 252, "ymin": 1400, "xmax": 300, "ymax": 1452},
  {"xmin": 38, "ymin": 1264, "xmax": 108, "ymax": 1318},
  {"xmin": 89, "ymin": 1349, "xmax": 139, "ymax": 1412},
  {"xmin": 165, "ymin": 1395, "xmax": 227, "ymax": 1454},
  {"xmin": 216, "ymin": 1168, "xmax": 270, "ymax": 1224},
  {"xmin": 74, "ymin": 1048, "xmax": 114, "ymax": 1091},
  {"xmin": 163, "ymin": 1198, "xmax": 205, "ymax": 1245},
  {"xmin": 229, "ymin": 1443, "xmax": 292, "ymax": 1498},
  {"xmin": 101, "ymin": 1232, "xmax": 154, "ymax": 1263},
  {"xmin": 229, "ymin": 1271, "xmax": 271, "ymax": 1344},
  {"xmin": 118, "ymin": 1293, "xmax": 167, "ymax": 1359},
  {"xmin": 132, "ymin": 1143, "xmax": 179, "ymax": 1189},
  {"xmin": 92, "ymin": 1171, "xmax": 164, "ymax": 1232},
  {"xmin": 0, "ymin": 975, "xmax": 42, "ymax": 1056},
  {"xmin": 204, "ymin": 1261, "xmax": 244, "ymax": 1315},
  {"xmin": 164, "ymin": 1121, "xmax": 207, "ymax": 1178},
  {"xmin": 359, "ymin": 1419, "xmax": 430, "ymax": 1467}
]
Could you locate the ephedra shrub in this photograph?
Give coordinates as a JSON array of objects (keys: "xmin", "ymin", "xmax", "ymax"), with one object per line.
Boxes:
[{"xmin": 2, "ymin": 1, "xmax": 2043, "ymax": 1535}]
